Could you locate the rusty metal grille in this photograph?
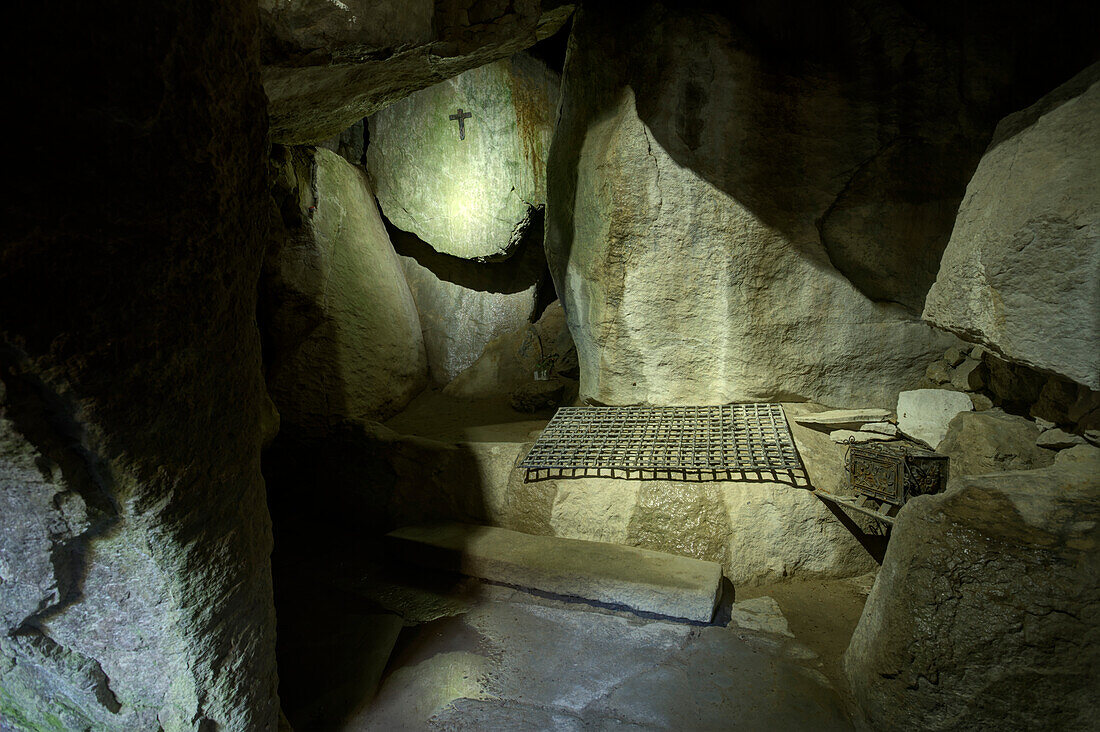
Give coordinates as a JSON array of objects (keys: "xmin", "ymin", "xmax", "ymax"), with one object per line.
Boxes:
[{"xmin": 519, "ymin": 404, "xmax": 807, "ymax": 485}]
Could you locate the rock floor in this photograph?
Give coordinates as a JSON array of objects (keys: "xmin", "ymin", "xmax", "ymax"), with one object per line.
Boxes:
[{"xmin": 277, "ymin": 555, "xmax": 875, "ymax": 731}]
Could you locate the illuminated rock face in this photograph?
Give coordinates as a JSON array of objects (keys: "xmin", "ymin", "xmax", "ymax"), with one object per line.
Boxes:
[
  {"xmin": 265, "ymin": 147, "xmax": 429, "ymax": 426},
  {"xmin": 923, "ymin": 65, "xmax": 1100, "ymax": 391},
  {"xmin": 367, "ymin": 54, "xmax": 559, "ymax": 260}
]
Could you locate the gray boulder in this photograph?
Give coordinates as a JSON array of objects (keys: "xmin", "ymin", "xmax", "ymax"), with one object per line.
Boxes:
[
  {"xmin": 845, "ymin": 451, "xmax": 1100, "ymax": 731},
  {"xmin": 366, "ymin": 54, "xmax": 559, "ymax": 259},
  {"xmin": 265, "ymin": 147, "xmax": 429, "ymax": 427},
  {"xmin": 1036, "ymin": 428, "xmax": 1087, "ymax": 451},
  {"xmin": 923, "ymin": 64, "xmax": 1100, "ymax": 390},
  {"xmin": 262, "ymin": 0, "xmax": 573, "ymax": 143},
  {"xmin": 937, "ymin": 410, "xmax": 1055, "ymax": 476},
  {"xmin": 545, "ymin": 3, "xmax": 972, "ymax": 409}
]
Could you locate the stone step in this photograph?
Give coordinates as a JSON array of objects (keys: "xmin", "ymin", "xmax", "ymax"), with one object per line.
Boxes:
[
  {"xmin": 385, "ymin": 523, "xmax": 722, "ymax": 623},
  {"xmin": 792, "ymin": 408, "xmax": 891, "ymax": 431}
]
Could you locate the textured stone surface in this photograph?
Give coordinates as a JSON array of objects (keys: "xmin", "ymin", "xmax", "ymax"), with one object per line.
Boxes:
[
  {"xmin": 366, "ymin": 53, "xmax": 559, "ymax": 259},
  {"xmin": 729, "ymin": 596, "xmax": 795, "ymax": 638},
  {"xmin": 510, "ymin": 378, "xmax": 568, "ymax": 412},
  {"xmin": 358, "ymin": 595, "xmax": 853, "ymax": 730},
  {"xmin": 444, "ymin": 300, "xmax": 576, "ymax": 399},
  {"xmin": 391, "ymin": 225, "xmax": 544, "ymax": 385},
  {"xmin": 262, "ymin": 0, "xmax": 573, "ymax": 143},
  {"xmin": 1036, "ymin": 428, "xmax": 1087, "ymax": 450},
  {"xmin": 545, "ymin": 3, "xmax": 984, "ymax": 410},
  {"xmin": 1, "ymin": 0, "xmax": 278, "ymax": 725},
  {"xmin": 897, "ymin": 389, "xmax": 974, "ymax": 448},
  {"xmin": 845, "ymin": 450, "xmax": 1100, "ymax": 731},
  {"xmin": 264, "ymin": 146, "xmax": 428, "ymax": 427},
  {"xmin": 937, "ymin": 410, "xmax": 1055, "ymax": 476},
  {"xmin": 387, "ymin": 523, "xmax": 723, "ymax": 622},
  {"xmin": 793, "ymin": 410, "xmax": 891, "ymax": 431},
  {"xmin": 924, "ymin": 64, "xmax": 1100, "ymax": 390}
]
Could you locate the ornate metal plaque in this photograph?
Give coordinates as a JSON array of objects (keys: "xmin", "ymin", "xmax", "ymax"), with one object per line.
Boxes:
[{"xmin": 845, "ymin": 442, "xmax": 948, "ymax": 507}]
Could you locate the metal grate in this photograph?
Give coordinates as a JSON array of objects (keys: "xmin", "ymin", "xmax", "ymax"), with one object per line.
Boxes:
[{"xmin": 519, "ymin": 404, "xmax": 807, "ymax": 485}]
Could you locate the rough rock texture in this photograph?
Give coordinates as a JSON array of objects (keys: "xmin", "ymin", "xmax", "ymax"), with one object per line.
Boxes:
[
  {"xmin": 897, "ymin": 389, "xmax": 973, "ymax": 448},
  {"xmin": 264, "ymin": 146, "xmax": 428, "ymax": 427},
  {"xmin": 390, "ymin": 224, "xmax": 545, "ymax": 385},
  {"xmin": 937, "ymin": 410, "xmax": 1055, "ymax": 476},
  {"xmin": 845, "ymin": 450, "xmax": 1100, "ymax": 731},
  {"xmin": 1, "ymin": 0, "xmax": 278, "ymax": 726},
  {"xmin": 924, "ymin": 64, "xmax": 1100, "ymax": 390},
  {"xmin": 367, "ymin": 53, "xmax": 560, "ymax": 259},
  {"xmin": 387, "ymin": 523, "xmax": 723, "ymax": 622},
  {"xmin": 792, "ymin": 410, "xmax": 891, "ymax": 431},
  {"xmin": 1036, "ymin": 428, "xmax": 1087, "ymax": 451},
  {"xmin": 444, "ymin": 300, "xmax": 577, "ymax": 399},
  {"xmin": 546, "ymin": 3, "xmax": 1004, "ymax": 409},
  {"xmin": 262, "ymin": 0, "xmax": 573, "ymax": 143}
]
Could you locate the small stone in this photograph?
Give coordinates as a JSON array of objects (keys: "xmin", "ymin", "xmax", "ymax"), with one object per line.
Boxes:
[
  {"xmin": 1036, "ymin": 428, "xmax": 1087, "ymax": 451},
  {"xmin": 861, "ymin": 422, "xmax": 899, "ymax": 436},
  {"xmin": 1085, "ymin": 430, "xmax": 1100, "ymax": 447},
  {"xmin": 925, "ymin": 361, "xmax": 952, "ymax": 385},
  {"xmin": 830, "ymin": 429, "xmax": 897, "ymax": 444},
  {"xmin": 1054, "ymin": 444, "xmax": 1100, "ymax": 465},
  {"xmin": 943, "ymin": 346, "xmax": 967, "ymax": 367},
  {"xmin": 1034, "ymin": 417, "xmax": 1056, "ymax": 432},
  {"xmin": 729, "ymin": 596, "xmax": 794, "ymax": 638},
  {"xmin": 950, "ymin": 358, "xmax": 987, "ymax": 392},
  {"xmin": 969, "ymin": 393, "xmax": 994, "ymax": 411},
  {"xmin": 968, "ymin": 345, "xmax": 987, "ymax": 360}
]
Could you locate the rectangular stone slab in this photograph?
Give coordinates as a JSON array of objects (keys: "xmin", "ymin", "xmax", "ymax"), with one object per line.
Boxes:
[
  {"xmin": 792, "ymin": 409, "xmax": 891, "ymax": 430},
  {"xmin": 386, "ymin": 523, "xmax": 722, "ymax": 622}
]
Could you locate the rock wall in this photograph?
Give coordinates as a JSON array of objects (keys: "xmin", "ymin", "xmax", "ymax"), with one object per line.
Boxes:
[
  {"xmin": 545, "ymin": 1, "xmax": 1098, "ymax": 410},
  {"xmin": 2, "ymin": 0, "xmax": 278, "ymax": 727},
  {"xmin": 263, "ymin": 0, "xmax": 573, "ymax": 143},
  {"xmin": 264, "ymin": 146, "xmax": 429, "ymax": 427},
  {"xmin": 923, "ymin": 64, "xmax": 1100, "ymax": 391},
  {"xmin": 367, "ymin": 53, "xmax": 560, "ymax": 260},
  {"xmin": 844, "ymin": 448, "xmax": 1100, "ymax": 730}
]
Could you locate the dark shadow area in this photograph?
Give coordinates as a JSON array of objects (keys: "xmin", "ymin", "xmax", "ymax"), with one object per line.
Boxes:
[
  {"xmin": 548, "ymin": 0, "xmax": 1100, "ymax": 312},
  {"xmin": 525, "ymin": 10, "xmax": 573, "ymax": 74},
  {"xmin": 384, "ymin": 208, "xmax": 547, "ymax": 295},
  {"xmin": 815, "ymin": 495, "xmax": 890, "ymax": 565},
  {"xmin": 263, "ymin": 421, "xmax": 493, "ymax": 729}
]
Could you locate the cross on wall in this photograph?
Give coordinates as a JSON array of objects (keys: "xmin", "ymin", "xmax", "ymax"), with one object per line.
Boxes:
[{"xmin": 448, "ymin": 108, "xmax": 472, "ymax": 140}]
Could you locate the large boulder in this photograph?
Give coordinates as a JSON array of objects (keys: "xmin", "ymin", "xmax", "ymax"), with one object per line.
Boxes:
[
  {"xmin": 844, "ymin": 450, "xmax": 1100, "ymax": 731},
  {"xmin": 937, "ymin": 409, "xmax": 1055, "ymax": 476},
  {"xmin": 923, "ymin": 64, "xmax": 1100, "ymax": 391},
  {"xmin": 546, "ymin": 3, "xmax": 989, "ymax": 409},
  {"xmin": 367, "ymin": 54, "xmax": 560, "ymax": 260},
  {"xmin": 1, "ymin": 0, "xmax": 278, "ymax": 725},
  {"xmin": 264, "ymin": 146, "xmax": 429, "ymax": 427},
  {"xmin": 263, "ymin": 0, "xmax": 572, "ymax": 144},
  {"xmin": 390, "ymin": 226, "xmax": 544, "ymax": 385}
]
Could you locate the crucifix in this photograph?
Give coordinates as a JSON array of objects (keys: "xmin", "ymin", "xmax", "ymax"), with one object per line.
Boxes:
[{"xmin": 448, "ymin": 108, "xmax": 472, "ymax": 140}]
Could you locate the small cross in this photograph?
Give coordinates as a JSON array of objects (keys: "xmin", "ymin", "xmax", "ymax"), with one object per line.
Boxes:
[{"xmin": 448, "ymin": 108, "xmax": 472, "ymax": 140}]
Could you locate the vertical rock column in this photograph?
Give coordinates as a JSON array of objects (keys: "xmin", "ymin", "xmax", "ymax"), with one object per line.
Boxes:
[{"xmin": 1, "ymin": 1, "xmax": 278, "ymax": 729}]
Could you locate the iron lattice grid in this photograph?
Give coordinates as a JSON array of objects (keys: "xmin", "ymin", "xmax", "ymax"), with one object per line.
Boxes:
[{"xmin": 519, "ymin": 404, "xmax": 808, "ymax": 485}]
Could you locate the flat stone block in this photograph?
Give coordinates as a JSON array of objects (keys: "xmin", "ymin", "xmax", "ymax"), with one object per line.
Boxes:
[
  {"xmin": 386, "ymin": 523, "xmax": 722, "ymax": 622},
  {"xmin": 792, "ymin": 409, "xmax": 891, "ymax": 431}
]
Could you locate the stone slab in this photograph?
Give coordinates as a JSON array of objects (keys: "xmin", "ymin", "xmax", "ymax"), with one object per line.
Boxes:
[
  {"xmin": 386, "ymin": 523, "xmax": 722, "ymax": 622},
  {"xmin": 793, "ymin": 409, "xmax": 891, "ymax": 431}
]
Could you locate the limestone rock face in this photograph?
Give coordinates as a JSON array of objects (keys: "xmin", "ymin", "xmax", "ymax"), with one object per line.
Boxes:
[
  {"xmin": 392, "ymin": 226, "xmax": 544, "ymax": 385},
  {"xmin": 924, "ymin": 64, "xmax": 1100, "ymax": 390},
  {"xmin": 896, "ymin": 389, "xmax": 973, "ymax": 449},
  {"xmin": 265, "ymin": 146, "xmax": 428, "ymax": 427},
  {"xmin": 444, "ymin": 300, "xmax": 577, "ymax": 399},
  {"xmin": 262, "ymin": 0, "xmax": 573, "ymax": 144},
  {"xmin": 367, "ymin": 54, "xmax": 560, "ymax": 260},
  {"xmin": 937, "ymin": 410, "xmax": 1055, "ymax": 476},
  {"xmin": 546, "ymin": 4, "xmax": 982, "ymax": 409},
  {"xmin": 845, "ymin": 452, "xmax": 1100, "ymax": 731},
  {"xmin": 2, "ymin": 0, "xmax": 278, "ymax": 724}
]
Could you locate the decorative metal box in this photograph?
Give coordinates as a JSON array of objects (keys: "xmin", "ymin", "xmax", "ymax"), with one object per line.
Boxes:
[{"xmin": 845, "ymin": 442, "xmax": 949, "ymax": 507}]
